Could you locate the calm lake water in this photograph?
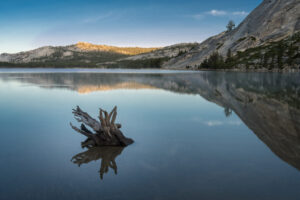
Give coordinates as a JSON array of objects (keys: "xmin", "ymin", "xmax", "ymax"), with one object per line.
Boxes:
[{"xmin": 0, "ymin": 69, "xmax": 300, "ymax": 200}]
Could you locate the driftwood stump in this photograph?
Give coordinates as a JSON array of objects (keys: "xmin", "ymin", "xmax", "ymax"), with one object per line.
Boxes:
[{"xmin": 70, "ymin": 106, "xmax": 134, "ymax": 148}]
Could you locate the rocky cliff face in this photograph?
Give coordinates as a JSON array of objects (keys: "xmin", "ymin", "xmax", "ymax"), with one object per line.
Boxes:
[
  {"xmin": 123, "ymin": 43, "xmax": 198, "ymax": 61},
  {"xmin": 163, "ymin": 0, "xmax": 300, "ymax": 69}
]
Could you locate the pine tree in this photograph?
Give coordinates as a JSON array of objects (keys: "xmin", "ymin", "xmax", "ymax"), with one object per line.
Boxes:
[{"xmin": 226, "ymin": 20, "xmax": 235, "ymax": 32}]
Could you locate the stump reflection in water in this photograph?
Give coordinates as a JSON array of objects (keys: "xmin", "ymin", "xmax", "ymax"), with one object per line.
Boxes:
[{"xmin": 71, "ymin": 147, "xmax": 124, "ymax": 180}]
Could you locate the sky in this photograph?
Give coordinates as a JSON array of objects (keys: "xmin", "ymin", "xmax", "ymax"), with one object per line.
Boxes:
[{"xmin": 0, "ymin": 0, "xmax": 262, "ymax": 53}]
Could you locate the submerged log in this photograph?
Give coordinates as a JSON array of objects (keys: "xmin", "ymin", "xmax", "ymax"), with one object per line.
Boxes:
[{"xmin": 70, "ymin": 106, "xmax": 134, "ymax": 148}]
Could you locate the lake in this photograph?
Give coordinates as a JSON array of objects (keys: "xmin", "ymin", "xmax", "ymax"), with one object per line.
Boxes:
[{"xmin": 0, "ymin": 69, "xmax": 300, "ymax": 200}]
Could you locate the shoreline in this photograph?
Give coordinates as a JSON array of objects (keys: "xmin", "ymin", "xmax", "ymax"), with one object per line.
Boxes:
[
  {"xmin": 0, "ymin": 67, "xmax": 197, "ymax": 74},
  {"xmin": 0, "ymin": 67, "xmax": 299, "ymax": 73},
  {"xmin": 193, "ymin": 68, "xmax": 300, "ymax": 73}
]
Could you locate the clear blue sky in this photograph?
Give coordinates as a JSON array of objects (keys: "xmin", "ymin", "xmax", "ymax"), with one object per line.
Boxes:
[{"xmin": 0, "ymin": 0, "xmax": 262, "ymax": 53}]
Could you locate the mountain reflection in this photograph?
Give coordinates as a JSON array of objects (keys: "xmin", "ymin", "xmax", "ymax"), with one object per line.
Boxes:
[
  {"xmin": 77, "ymin": 82, "xmax": 157, "ymax": 94},
  {"xmin": 191, "ymin": 72, "xmax": 300, "ymax": 170},
  {"xmin": 72, "ymin": 147, "xmax": 124, "ymax": 180},
  {"xmin": 1, "ymin": 71, "xmax": 300, "ymax": 170}
]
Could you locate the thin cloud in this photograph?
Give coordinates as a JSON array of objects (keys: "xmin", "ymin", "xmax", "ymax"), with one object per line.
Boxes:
[
  {"xmin": 192, "ymin": 117, "xmax": 242, "ymax": 127},
  {"xmin": 204, "ymin": 120, "xmax": 224, "ymax": 126},
  {"xmin": 228, "ymin": 121, "xmax": 242, "ymax": 125},
  {"xmin": 203, "ymin": 120, "xmax": 242, "ymax": 127},
  {"xmin": 232, "ymin": 11, "xmax": 249, "ymax": 16},
  {"xmin": 82, "ymin": 12, "xmax": 114, "ymax": 24},
  {"xmin": 207, "ymin": 10, "xmax": 227, "ymax": 16},
  {"xmin": 81, "ymin": 10, "xmax": 125, "ymax": 24},
  {"xmin": 192, "ymin": 9, "xmax": 249, "ymax": 20},
  {"xmin": 192, "ymin": 14, "xmax": 205, "ymax": 20}
]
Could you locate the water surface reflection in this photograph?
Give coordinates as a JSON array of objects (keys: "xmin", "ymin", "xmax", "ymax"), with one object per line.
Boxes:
[
  {"xmin": 72, "ymin": 147, "xmax": 124, "ymax": 180},
  {"xmin": 0, "ymin": 71, "xmax": 300, "ymax": 200}
]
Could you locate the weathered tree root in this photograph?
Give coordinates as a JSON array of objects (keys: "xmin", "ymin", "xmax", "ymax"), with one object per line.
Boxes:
[{"xmin": 70, "ymin": 106, "xmax": 134, "ymax": 148}]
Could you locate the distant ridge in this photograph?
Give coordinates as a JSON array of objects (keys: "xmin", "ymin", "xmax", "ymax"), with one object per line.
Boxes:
[
  {"xmin": 76, "ymin": 42, "xmax": 160, "ymax": 55},
  {"xmin": 0, "ymin": 42, "xmax": 163, "ymax": 66}
]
